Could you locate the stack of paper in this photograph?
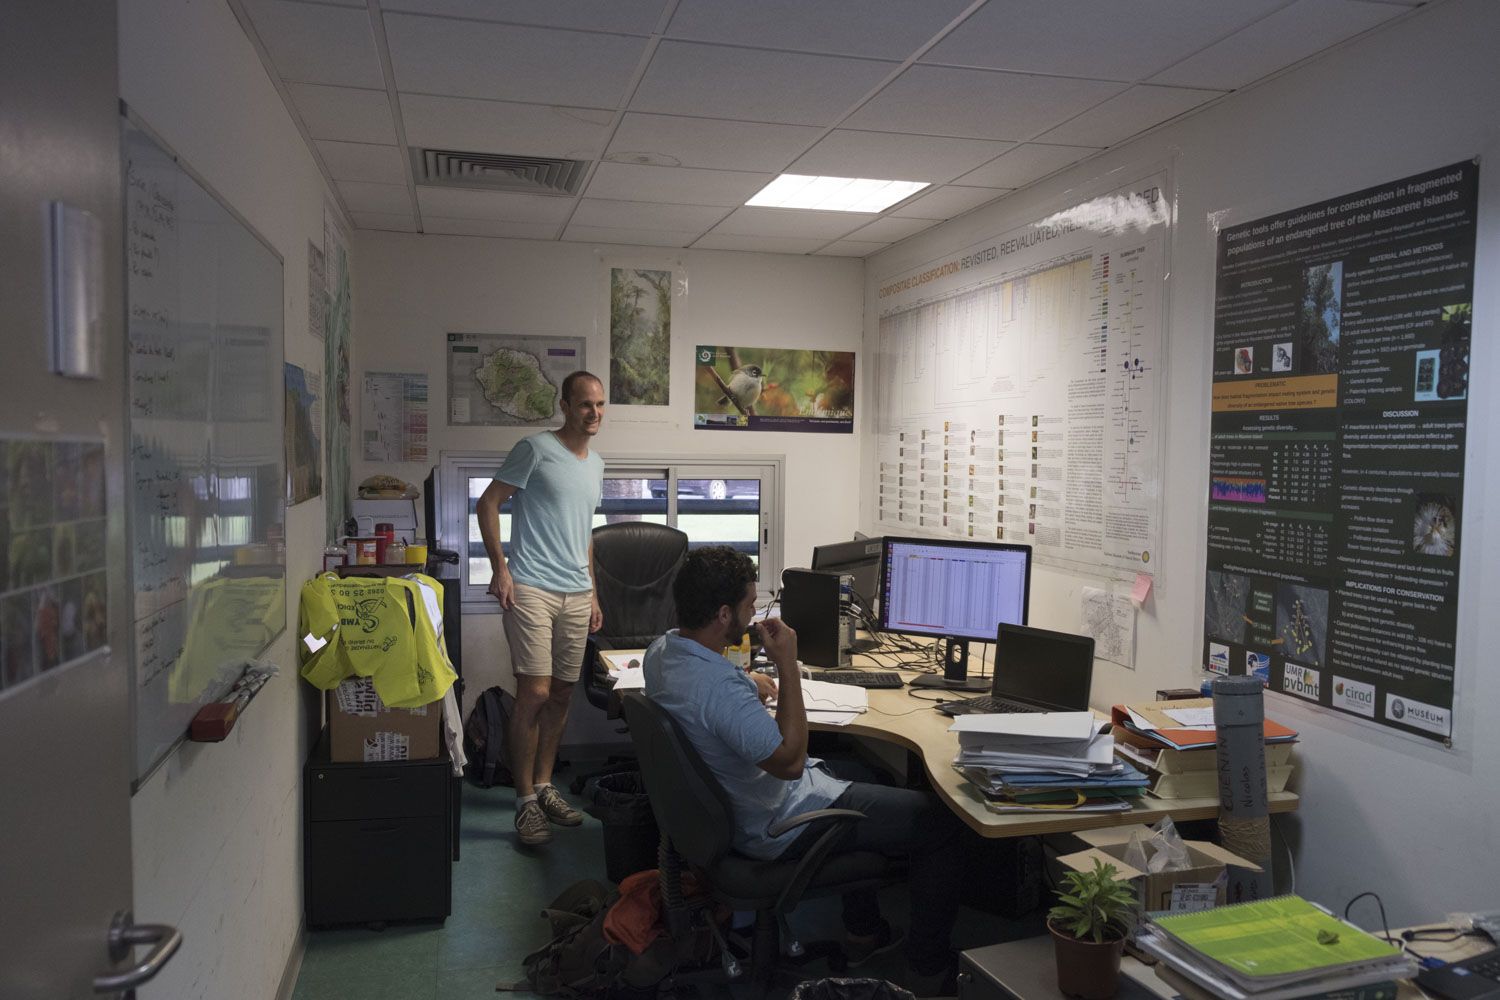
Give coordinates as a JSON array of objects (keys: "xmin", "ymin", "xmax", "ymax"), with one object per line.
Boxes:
[
  {"xmin": 1112, "ymin": 699, "xmax": 1299, "ymax": 752},
  {"xmin": 1137, "ymin": 895, "xmax": 1417, "ymax": 1000},
  {"xmin": 770, "ymin": 677, "xmax": 867, "ymax": 727},
  {"xmin": 1115, "ymin": 741, "xmax": 1297, "ymax": 799},
  {"xmin": 950, "ymin": 713, "xmax": 1139, "ymax": 812}
]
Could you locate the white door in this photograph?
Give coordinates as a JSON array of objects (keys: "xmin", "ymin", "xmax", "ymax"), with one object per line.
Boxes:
[{"xmin": 0, "ymin": 3, "xmax": 178, "ymax": 996}]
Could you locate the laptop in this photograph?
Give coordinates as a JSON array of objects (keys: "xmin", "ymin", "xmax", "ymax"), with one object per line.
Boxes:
[
  {"xmin": 1417, "ymin": 947, "xmax": 1500, "ymax": 1000},
  {"xmin": 936, "ymin": 624, "xmax": 1095, "ymax": 716}
]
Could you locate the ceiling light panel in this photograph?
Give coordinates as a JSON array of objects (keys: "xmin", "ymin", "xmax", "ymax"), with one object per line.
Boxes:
[{"xmin": 746, "ymin": 175, "xmax": 929, "ymax": 213}]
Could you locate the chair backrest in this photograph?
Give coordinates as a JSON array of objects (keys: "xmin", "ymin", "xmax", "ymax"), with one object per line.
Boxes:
[
  {"xmin": 591, "ymin": 522, "xmax": 689, "ymax": 649},
  {"xmin": 619, "ymin": 691, "xmax": 736, "ymax": 869}
]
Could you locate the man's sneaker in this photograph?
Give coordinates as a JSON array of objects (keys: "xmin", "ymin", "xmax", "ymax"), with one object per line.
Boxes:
[
  {"xmin": 536, "ymin": 785, "xmax": 585, "ymax": 827},
  {"xmin": 515, "ymin": 800, "xmax": 552, "ymax": 846},
  {"xmin": 845, "ymin": 920, "xmax": 906, "ymax": 967}
]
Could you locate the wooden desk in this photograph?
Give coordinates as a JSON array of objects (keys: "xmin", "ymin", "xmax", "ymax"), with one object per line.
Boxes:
[{"xmin": 604, "ymin": 650, "xmax": 1299, "ymax": 839}]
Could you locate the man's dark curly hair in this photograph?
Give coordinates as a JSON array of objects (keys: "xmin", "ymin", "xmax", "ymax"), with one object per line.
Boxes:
[{"xmin": 674, "ymin": 546, "xmax": 758, "ymax": 630}]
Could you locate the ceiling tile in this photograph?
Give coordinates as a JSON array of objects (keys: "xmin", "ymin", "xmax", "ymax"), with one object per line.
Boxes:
[
  {"xmin": 571, "ymin": 199, "xmax": 731, "ymax": 232},
  {"xmin": 846, "ymin": 66, "xmax": 1126, "ymax": 140},
  {"xmin": 890, "ymin": 185, "xmax": 1010, "ymax": 220},
  {"xmin": 665, "ymin": 0, "xmax": 973, "ymax": 60},
  {"xmin": 631, "ymin": 41, "xmax": 898, "ymax": 126},
  {"xmin": 844, "ymin": 216, "xmax": 941, "ymax": 242},
  {"xmin": 955, "ymin": 142, "xmax": 1099, "ymax": 189},
  {"xmin": 401, "ymin": 95, "xmax": 613, "ymax": 158},
  {"xmin": 377, "ymin": 0, "xmax": 669, "ymax": 34},
  {"xmin": 349, "ymin": 211, "xmax": 418, "ymax": 233},
  {"xmin": 583, "ymin": 162, "xmax": 772, "ymax": 207},
  {"xmin": 316, "ymin": 141, "xmax": 407, "ymax": 185},
  {"xmin": 713, "ymin": 207, "xmax": 873, "ymax": 240},
  {"xmin": 338, "ymin": 181, "xmax": 413, "ymax": 214},
  {"xmin": 250, "ymin": 1, "xmax": 384, "ymax": 88},
  {"xmin": 289, "ymin": 84, "xmax": 397, "ymax": 144},
  {"xmin": 1150, "ymin": 0, "xmax": 1405, "ymax": 90},
  {"xmin": 385, "ymin": 14, "xmax": 647, "ymax": 106},
  {"xmin": 562, "ymin": 225, "xmax": 703, "ymax": 248},
  {"xmin": 606, "ymin": 114, "xmax": 822, "ymax": 172},
  {"xmin": 416, "ymin": 187, "xmax": 576, "ymax": 224},
  {"xmin": 692, "ymin": 234, "xmax": 830, "ymax": 254},
  {"xmin": 422, "ymin": 218, "xmax": 561, "ymax": 239},
  {"xmin": 921, "ymin": 0, "xmax": 1286, "ymax": 80},
  {"xmin": 1039, "ymin": 84, "xmax": 1221, "ymax": 147},
  {"xmin": 789, "ymin": 131, "xmax": 1014, "ymax": 185},
  {"xmin": 815, "ymin": 240, "xmax": 891, "ymax": 257}
]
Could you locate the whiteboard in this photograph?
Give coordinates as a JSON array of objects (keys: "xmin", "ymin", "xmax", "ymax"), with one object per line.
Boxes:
[{"xmin": 124, "ymin": 114, "xmax": 286, "ymax": 783}]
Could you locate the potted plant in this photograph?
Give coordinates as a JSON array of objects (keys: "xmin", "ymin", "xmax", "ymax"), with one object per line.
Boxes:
[{"xmin": 1047, "ymin": 857, "xmax": 1137, "ymax": 999}]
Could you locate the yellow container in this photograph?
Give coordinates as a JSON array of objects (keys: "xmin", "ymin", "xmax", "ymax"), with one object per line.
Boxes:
[{"xmin": 405, "ymin": 543, "xmax": 428, "ymax": 565}]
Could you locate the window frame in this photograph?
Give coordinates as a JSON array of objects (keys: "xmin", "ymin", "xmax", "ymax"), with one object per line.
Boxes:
[{"xmin": 438, "ymin": 449, "xmax": 785, "ymax": 613}]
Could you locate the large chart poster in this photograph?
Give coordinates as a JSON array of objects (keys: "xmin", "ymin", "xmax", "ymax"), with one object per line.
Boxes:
[
  {"xmin": 873, "ymin": 171, "xmax": 1169, "ymax": 582},
  {"xmin": 1203, "ymin": 161, "xmax": 1478, "ymax": 745}
]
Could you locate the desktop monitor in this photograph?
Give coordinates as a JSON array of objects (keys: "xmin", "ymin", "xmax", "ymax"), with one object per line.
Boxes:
[
  {"xmin": 811, "ymin": 536, "xmax": 883, "ymax": 615},
  {"xmin": 877, "ymin": 536, "xmax": 1032, "ymax": 691}
]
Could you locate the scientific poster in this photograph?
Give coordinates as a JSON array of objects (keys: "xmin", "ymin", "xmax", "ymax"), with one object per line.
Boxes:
[
  {"xmin": 0, "ymin": 437, "xmax": 109, "ymax": 696},
  {"xmin": 872, "ymin": 171, "xmax": 1169, "ymax": 582},
  {"xmin": 362, "ymin": 371, "xmax": 428, "ymax": 463},
  {"xmin": 307, "ymin": 240, "xmax": 327, "ymax": 341},
  {"xmin": 609, "ymin": 267, "xmax": 672, "ymax": 406},
  {"xmin": 1202, "ymin": 161, "xmax": 1478, "ymax": 744},
  {"xmin": 284, "ymin": 363, "xmax": 322, "ymax": 505},
  {"xmin": 446, "ymin": 333, "xmax": 586, "ymax": 426},
  {"xmin": 694, "ymin": 345, "xmax": 855, "ymax": 433}
]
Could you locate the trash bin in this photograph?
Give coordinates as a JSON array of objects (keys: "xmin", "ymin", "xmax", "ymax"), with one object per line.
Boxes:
[
  {"xmin": 789, "ymin": 978, "xmax": 916, "ymax": 1000},
  {"xmin": 583, "ymin": 771, "xmax": 660, "ymax": 884}
]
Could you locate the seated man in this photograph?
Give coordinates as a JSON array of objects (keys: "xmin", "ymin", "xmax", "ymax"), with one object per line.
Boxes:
[{"xmin": 643, "ymin": 546, "xmax": 961, "ymax": 991}]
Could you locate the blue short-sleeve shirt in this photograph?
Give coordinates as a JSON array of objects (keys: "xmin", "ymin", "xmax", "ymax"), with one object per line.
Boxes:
[
  {"xmin": 643, "ymin": 631, "xmax": 848, "ymax": 860},
  {"xmin": 495, "ymin": 431, "xmax": 604, "ymax": 594}
]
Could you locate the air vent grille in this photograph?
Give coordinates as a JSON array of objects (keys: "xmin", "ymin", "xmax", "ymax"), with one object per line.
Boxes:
[{"xmin": 410, "ymin": 148, "xmax": 588, "ymax": 196}]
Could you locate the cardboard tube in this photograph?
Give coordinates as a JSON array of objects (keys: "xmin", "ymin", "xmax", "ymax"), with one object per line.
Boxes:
[{"xmin": 1212, "ymin": 675, "xmax": 1273, "ymax": 901}]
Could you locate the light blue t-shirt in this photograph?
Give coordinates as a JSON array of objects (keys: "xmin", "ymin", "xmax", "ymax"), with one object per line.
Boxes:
[
  {"xmin": 643, "ymin": 631, "xmax": 848, "ymax": 860},
  {"xmin": 495, "ymin": 431, "xmax": 604, "ymax": 594}
]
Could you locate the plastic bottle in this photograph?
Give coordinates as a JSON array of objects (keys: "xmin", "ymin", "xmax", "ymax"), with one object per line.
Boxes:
[{"xmin": 724, "ymin": 632, "xmax": 752, "ymax": 671}]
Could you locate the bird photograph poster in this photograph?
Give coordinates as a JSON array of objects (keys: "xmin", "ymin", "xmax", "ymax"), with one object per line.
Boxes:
[{"xmin": 693, "ymin": 345, "xmax": 855, "ymax": 433}]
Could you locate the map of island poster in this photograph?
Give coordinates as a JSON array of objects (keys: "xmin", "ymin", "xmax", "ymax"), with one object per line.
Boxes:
[
  {"xmin": 446, "ymin": 333, "xmax": 587, "ymax": 426},
  {"xmin": 694, "ymin": 346, "xmax": 855, "ymax": 433}
]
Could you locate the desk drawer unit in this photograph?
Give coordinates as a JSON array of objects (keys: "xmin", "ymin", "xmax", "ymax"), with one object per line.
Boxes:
[{"xmin": 304, "ymin": 731, "xmax": 452, "ymax": 927}]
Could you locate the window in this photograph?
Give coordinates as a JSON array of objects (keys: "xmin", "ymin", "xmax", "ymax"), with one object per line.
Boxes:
[{"xmin": 438, "ymin": 451, "xmax": 783, "ymax": 612}]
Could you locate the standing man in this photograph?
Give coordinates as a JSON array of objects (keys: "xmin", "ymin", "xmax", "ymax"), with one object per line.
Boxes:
[{"xmin": 476, "ymin": 371, "xmax": 605, "ymax": 847}]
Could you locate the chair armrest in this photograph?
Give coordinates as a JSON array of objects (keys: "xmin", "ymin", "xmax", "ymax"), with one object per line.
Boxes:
[{"xmin": 766, "ymin": 808, "xmax": 867, "ymax": 838}]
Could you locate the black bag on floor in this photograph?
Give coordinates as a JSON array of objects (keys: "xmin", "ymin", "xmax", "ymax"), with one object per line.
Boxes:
[{"xmin": 464, "ymin": 686, "xmax": 514, "ymax": 788}]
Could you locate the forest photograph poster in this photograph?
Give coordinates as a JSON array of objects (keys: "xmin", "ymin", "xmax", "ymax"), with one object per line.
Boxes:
[
  {"xmin": 694, "ymin": 345, "xmax": 855, "ymax": 433},
  {"xmin": 609, "ymin": 267, "xmax": 671, "ymax": 406}
]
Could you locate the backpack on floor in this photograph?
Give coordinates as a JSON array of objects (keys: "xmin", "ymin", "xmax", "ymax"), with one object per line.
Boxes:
[{"xmin": 463, "ymin": 686, "xmax": 514, "ymax": 788}]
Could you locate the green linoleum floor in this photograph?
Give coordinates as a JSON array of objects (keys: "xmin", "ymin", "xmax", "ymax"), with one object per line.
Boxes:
[{"xmin": 292, "ymin": 762, "xmax": 1041, "ymax": 1000}]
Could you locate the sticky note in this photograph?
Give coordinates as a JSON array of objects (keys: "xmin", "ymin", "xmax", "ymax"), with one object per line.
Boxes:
[{"xmin": 1131, "ymin": 572, "xmax": 1153, "ymax": 606}]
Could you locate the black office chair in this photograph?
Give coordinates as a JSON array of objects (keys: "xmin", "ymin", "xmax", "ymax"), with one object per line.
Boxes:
[
  {"xmin": 569, "ymin": 522, "xmax": 689, "ymax": 794},
  {"xmin": 620, "ymin": 691, "xmax": 901, "ymax": 993}
]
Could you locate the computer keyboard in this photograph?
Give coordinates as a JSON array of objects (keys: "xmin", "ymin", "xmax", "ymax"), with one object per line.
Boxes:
[
  {"xmin": 807, "ymin": 670, "xmax": 905, "ymax": 689},
  {"xmin": 1417, "ymin": 946, "xmax": 1500, "ymax": 1000},
  {"xmin": 945, "ymin": 696, "xmax": 1043, "ymax": 715}
]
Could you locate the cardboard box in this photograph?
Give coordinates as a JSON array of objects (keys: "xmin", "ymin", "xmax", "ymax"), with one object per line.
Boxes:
[
  {"xmin": 328, "ymin": 677, "xmax": 439, "ymax": 763},
  {"xmin": 1057, "ymin": 824, "xmax": 1260, "ymax": 917}
]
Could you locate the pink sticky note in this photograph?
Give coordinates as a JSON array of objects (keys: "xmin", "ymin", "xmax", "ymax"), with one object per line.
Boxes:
[{"xmin": 1131, "ymin": 572, "xmax": 1153, "ymax": 605}]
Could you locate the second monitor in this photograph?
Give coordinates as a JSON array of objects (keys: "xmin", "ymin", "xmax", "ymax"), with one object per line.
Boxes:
[{"xmin": 877, "ymin": 536, "xmax": 1032, "ymax": 691}]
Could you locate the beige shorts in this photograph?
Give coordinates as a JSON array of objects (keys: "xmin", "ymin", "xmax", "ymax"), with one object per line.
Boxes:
[{"xmin": 504, "ymin": 582, "xmax": 592, "ymax": 683}]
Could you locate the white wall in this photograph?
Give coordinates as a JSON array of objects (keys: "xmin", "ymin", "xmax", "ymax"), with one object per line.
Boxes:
[
  {"xmin": 119, "ymin": 0, "xmax": 337, "ymax": 995},
  {"xmin": 862, "ymin": 0, "xmax": 1500, "ymax": 924},
  {"xmin": 352, "ymin": 236, "xmax": 865, "ymax": 734}
]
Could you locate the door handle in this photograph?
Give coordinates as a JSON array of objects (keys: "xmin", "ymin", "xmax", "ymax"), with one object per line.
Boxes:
[{"xmin": 92, "ymin": 910, "xmax": 182, "ymax": 995}]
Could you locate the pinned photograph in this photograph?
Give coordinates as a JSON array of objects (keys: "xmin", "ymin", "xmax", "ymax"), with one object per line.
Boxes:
[
  {"xmin": 1299, "ymin": 260, "xmax": 1342, "ymax": 373},
  {"xmin": 1234, "ymin": 346, "xmax": 1254, "ymax": 375},
  {"xmin": 1412, "ymin": 494, "xmax": 1458, "ymax": 557},
  {"xmin": 1272, "ymin": 341, "xmax": 1293, "ymax": 373}
]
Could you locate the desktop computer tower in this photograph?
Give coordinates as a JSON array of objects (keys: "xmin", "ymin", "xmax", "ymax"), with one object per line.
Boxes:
[{"xmin": 779, "ymin": 568, "xmax": 854, "ymax": 668}]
